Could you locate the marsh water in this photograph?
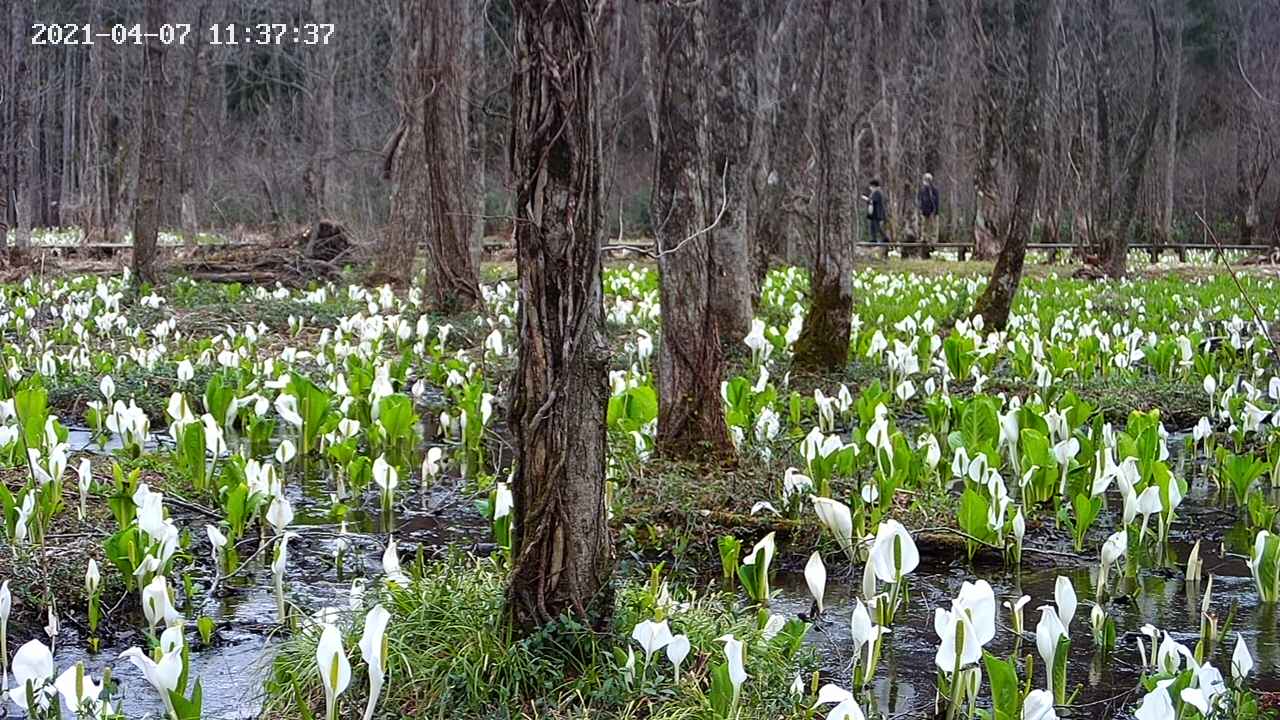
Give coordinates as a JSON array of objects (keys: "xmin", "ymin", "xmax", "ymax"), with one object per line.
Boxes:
[{"xmin": 23, "ymin": 432, "xmax": 1280, "ymax": 719}]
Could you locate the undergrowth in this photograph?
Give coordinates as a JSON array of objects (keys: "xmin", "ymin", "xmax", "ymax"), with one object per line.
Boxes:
[{"xmin": 264, "ymin": 551, "xmax": 816, "ymax": 720}]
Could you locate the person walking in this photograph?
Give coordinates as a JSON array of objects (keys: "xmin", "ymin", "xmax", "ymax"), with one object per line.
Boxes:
[
  {"xmin": 917, "ymin": 173, "xmax": 940, "ymax": 249},
  {"xmin": 864, "ymin": 179, "xmax": 887, "ymax": 245}
]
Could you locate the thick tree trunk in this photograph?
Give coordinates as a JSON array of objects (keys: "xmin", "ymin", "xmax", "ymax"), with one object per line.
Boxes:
[
  {"xmin": 1104, "ymin": 3, "xmax": 1162, "ymax": 278},
  {"xmin": 386, "ymin": 0, "xmax": 482, "ymax": 307},
  {"xmin": 706, "ymin": 0, "xmax": 755, "ymax": 349},
  {"xmin": 746, "ymin": 0, "xmax": 793, "ymax": 296},
  {"xmin": 644, "ymin": 2, "xmax": 734, "ymax": 459},
  {"xmin": 972, "ymin": 0, "xmax": 1055, "ymax": 329},
  {"xmin": 793, "ymin": 0, "xmax": 854, "ymax": 372},
  {"xmin": 131, "ymin": 0, "xmax": 166, "ymax": 285},
  {"xmin": 506, "ymin": 0, "xmax": 614, "ymax": 634},
  {"xmin": 972, "ymin": 0, "xmax": 1004, "ymax": 261}
]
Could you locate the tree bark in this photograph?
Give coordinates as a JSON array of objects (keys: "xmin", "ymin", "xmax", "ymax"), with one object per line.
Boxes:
[
  {"xmin": 706, "ymin": 0, "xmax": 755, "ymax": 348},
  {"xmin": 792, "ymin": 0, "xmax": 854, "ymax": 372},
  {"xmin": 305, "ymin": 0, "xmax": 337, "ymax": 218},
  {"xmin": 1091, "ymin": 0, "xmax": 1115, "ymax": 249},
  {"xmin": 972, "ymin": 0, "xmax": 1004, "ymax": 261},
  {"xmin": 179, "ymin": 5, "xmax": 209, "ymax": 246},
  {"xmin": 464, "ymin": 0, "xmax": 487, "ymax": 271},
  {"xmin": 972, "ymin": 0, "xmax": 1055, "ymax": 329},
  {"xmin": 506, "ymin": 0, "xmax": 614, "ymax": 634},
  {"xmin": 1103, "ymin": 2, "xmax": 1162, "ymax": 278},
  {"xmin": 385, "ymin": 0, "xmax": 482, "ymax": 308},
  {"xmin": 132, "ymin": 0, "xmax": 166, "ymax": 285},
  {"xmin": 644, "ymin": 1, "xmax": 735, "ymax": 459},
  {"xmin": 1161, "ymin": 14, "xmax": 1182, "ymax": 252},
  {"xmin": 8, "ymin": 0, "xmax": 33, "ymax": 262},
  {"xmin": 746, "ymin": 0, "xmax": 794, "ymax": 296},
  {"xmin": 1235, "ymin": 120, "xmax": 1270, "ymax": 246},
  {"xmin": 1, "ymin": 0, "xmax": 10, "ymax": 254}
]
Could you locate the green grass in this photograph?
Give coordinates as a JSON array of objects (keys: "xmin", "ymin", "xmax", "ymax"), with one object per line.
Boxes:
[{"xmin": 264, "ymin": 552, "xmax": 816, "ymax": 720}]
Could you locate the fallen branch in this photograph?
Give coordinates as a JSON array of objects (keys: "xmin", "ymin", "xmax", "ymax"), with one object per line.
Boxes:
[{"xmin": 1195, "ymin": 211, "xmax": 1280, "ymax": 367}]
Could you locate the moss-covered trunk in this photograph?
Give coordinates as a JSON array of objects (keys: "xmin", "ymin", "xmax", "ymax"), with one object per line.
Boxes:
[{"xmin": 793, "ymin": 0, "xmax": 854, "ymax": 372}]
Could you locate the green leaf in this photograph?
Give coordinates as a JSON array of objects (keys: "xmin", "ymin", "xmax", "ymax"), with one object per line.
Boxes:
[
  {"xmin": 958, "ymin": 487, "xmax": 993, "ymax": 542},
  {"xmin": 718, "ymin": 536, "xmax": 741, "ymax": 584},
  {"xmin": 709, "ymin": 662, "xmax": 733, "ymax": 718},
  {"xmin": 982, "ymin": 652, "xmax": 1019, "ymax": 720},
  {"xmin": 1052, "ymin": 635, "xmax": 1070, "ymax": 705},
  {"xmin": 169, "ymin": 678, "xmax": 203, "ymax": 720}
]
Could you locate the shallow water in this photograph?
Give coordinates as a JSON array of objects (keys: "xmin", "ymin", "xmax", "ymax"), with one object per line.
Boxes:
[
  {"xmin": 31, "ymin": 465, "xmax": 488, "ymax": 719},
  {"xmin": 25, "ymin": 431, "xmax": 1280, "ymax": 719},
  {"xmin": 770, "ymin": 547, "xmax": 1278, "ymax": 718},
  {"xmin": 766, "ymin": 470, "xmax": 1280, "ymax": 718}
]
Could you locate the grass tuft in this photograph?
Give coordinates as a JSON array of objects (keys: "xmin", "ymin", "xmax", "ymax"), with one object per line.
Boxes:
[{"xmin": 264, "ymin": 551, "xmax": 816, "ymax": 719}]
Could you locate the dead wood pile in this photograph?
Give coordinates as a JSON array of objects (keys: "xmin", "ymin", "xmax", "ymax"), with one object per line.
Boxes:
[{"xmin": 165, "ymin": 221, "xmax": 354, "ymax": 286}]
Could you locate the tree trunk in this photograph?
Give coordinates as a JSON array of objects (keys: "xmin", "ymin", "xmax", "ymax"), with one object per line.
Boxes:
[
  {"xmin": 305, "ymin": 0, "xmax": 337, "ymax": 218},
  {"xmin": 132, "ymin": 0, "xmax": 166, "ymax": 285},
  {"xmin": 644, "ymin": 1, "xmax": 735, "ymax": 459},
  {"xmin": 179, "ymin": 6, "xmax": 209, "ymax": 246},
  {"xmin": 464, "ymin": 0, "xmax": 487, "ymax": 270},
  {"xmin": 1104, "ymin": 3, "xmax": 1162, "ymax": 278},
  {"xmin": 972, "ymin": 0, "xmax": 1004, "ymax": 261},
  {"xmin": 746, "ymin": 0, "xmax": 793, "ymax": 296},
  {"xmin": 1, "ymin": 0, "xmax": 10, "ymax": 253},
  {"xmin": 506, "ymin": 0, "xmax": 614, "ymax": 634},
  {"xmin": 972, "ymin": 0, "xmax": 1055, "ymax": 329},
  {"xmin": 386, "ymin": 0, "xmax": 482, "ymax": 308},
  {"xmin": 793, "ymin": 0, "xmax": 854, "ymax": 372},
  {"xmin": 706, "ymin": 0, "xmax": 755, "ymax": 349},
  {"xmin": 1161, "ymin": 15, "xmax": 1182, "ymax": 251},
  {"xmin": 8, "ymin": 0, "xmax": 32, "ymax": 262},
  {"xmin": 1235, "ymin": 122, "xmax": 1270, "ymax": 246},
  {"xmin": 1092, "ymin": 0, "xmax": 1114, "ymax": 250}
]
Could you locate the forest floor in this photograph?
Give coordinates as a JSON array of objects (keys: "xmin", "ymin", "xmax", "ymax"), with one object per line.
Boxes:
[{"xmin": 4, "ymin": 252, "xmax": 1280, "ymax": 719}]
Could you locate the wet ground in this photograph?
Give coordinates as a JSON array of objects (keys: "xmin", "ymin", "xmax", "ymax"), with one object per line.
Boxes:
[{"xmin": 16, "ymin": 432, "xmax": 1280, "ymax": 719}]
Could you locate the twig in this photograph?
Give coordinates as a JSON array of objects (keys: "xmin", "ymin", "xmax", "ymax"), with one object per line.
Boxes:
[
  {"xmin": 1194, "ymin": 211, "xmax": 1280, "ymax": 367},
  {"xmin": 1237, "ymin": 50, "xmax": 1280, "ymax": 106},
  {"xmin": 166, "ymin": 494, "xmax": 221, "ymax": 520},
  {"xmin": 600, "ymin": 159, "xmax": 730, "ymax": 259}
]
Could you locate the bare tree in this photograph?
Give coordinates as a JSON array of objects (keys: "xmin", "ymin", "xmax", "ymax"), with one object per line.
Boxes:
[
  {"xmin": 1102, "ymin": 2, "xmax": 1162, "ymax": 277},
  {"xmin": 792, "ymin": 0, "xmax": 855, "ymax": 371},
  {"xmin": 643, "ymin": 1, "xmax": 734, "ymax": 459},
  {"xmin": 132, "ymin": 0, "xmax": 167, "ymax": 285},
  {"xmin": 1160, "ymin": 10, "xmax": 1183, "ymax": 253},
  {"xmin": 705, "ymin": 0, "xmax": 755, "ymax": 348},
  {"xmin": 6, "ymin": 0, "xmax": 32, "ymax": 263},
  {"xmin": 178, "ymin": 4, "xmax": 211, "ymax": 245},
  {"xmin": 506, "ymin": 0, "xmax": 614, "ymax": 633},
  {"xmin": 972, "ymin": 0, "xmax": 1055, "ymax": 328},
  {"xmin": 972, "ymin": 0, "xmax": 1006, "ymax": 261},
  {"xmin": 384, "ymin": 0, "xmax": 483, "ymax": 307}
]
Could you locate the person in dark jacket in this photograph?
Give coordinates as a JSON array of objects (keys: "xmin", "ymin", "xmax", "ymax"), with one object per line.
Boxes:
[
  {"xmin": 864, "ymin": 179, "xmax": 887, "ymax": 244},
  {"xmin": 917, "ymin": 172, "xmax": 940, "ymax": 247}
]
